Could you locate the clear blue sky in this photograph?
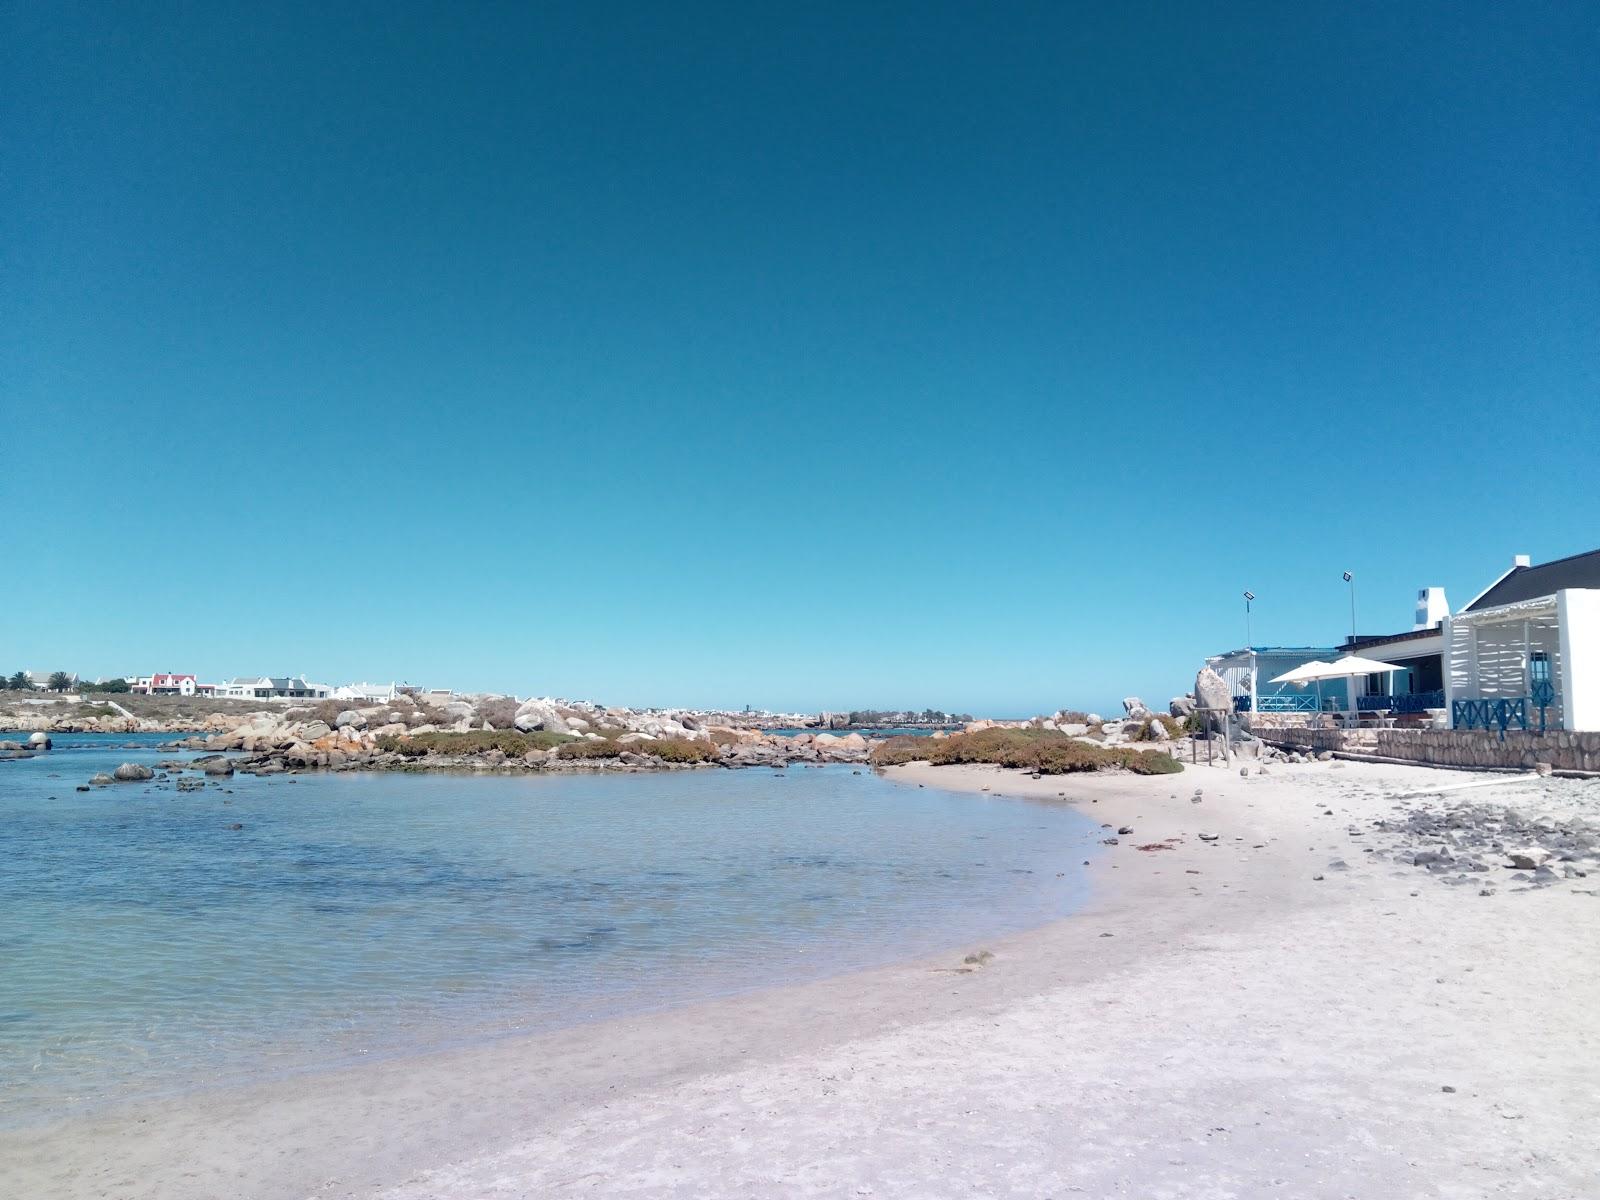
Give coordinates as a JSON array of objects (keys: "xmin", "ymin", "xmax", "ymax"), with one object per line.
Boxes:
[{"xmin": 4, "ymin": 2, "xmax": 1596, "ymax": 714}]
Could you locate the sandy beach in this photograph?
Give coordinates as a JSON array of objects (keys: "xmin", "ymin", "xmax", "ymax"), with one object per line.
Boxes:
[{"xmin": 5, "ymin": 758, "xmax": 1598, "ymax": 1199}]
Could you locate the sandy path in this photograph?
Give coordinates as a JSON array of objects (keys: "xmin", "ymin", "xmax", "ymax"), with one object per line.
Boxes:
[{"xmin": 5, "ymin": 760, "xmax": 1597, "ymax": 1198}]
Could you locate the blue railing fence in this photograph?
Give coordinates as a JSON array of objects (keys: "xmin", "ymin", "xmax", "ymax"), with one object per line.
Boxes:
[
  {"xmin": 1452, "ymin": 697, "xmax": 1528, "ymax": 739},
  {"xmin": 1235, "ymin": 693, "xmax": 1321, "ymax": 713},
  {"xmin": 1356, "ymin": 690, "xmax": 1445, "ymax": 713}
]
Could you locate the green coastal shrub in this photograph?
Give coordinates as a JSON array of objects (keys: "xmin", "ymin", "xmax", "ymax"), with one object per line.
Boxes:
[
  {"xmin": 375, "ymin": 730, "xmax": 574, "ymax": 757},
  {"xmin": 647, "ymin": 738, "xmax": 720, "ymax": 763},
  {"xmin": 870, "ymin": 727, "xmax": 1181, "ymax": 775},
  {"xmin": 555, "ymin": 737, "xmax": 719, "ymax": 763},
  {"xmin": 871, "ymin": 736, "xmax": 941, "ymax": 766},
  {"xmin": 556, "ymin": 739, "xmax": 625, "ymax": 759}
]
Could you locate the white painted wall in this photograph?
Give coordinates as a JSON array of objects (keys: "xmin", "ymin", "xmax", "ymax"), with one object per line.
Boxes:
[{"xmin": 1556, "ymin": 589, "xmax": 1600, "ymax": 732}]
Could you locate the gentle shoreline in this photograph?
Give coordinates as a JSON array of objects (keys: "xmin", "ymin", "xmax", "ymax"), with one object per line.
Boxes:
[{"xmin": 5, "ymin": 760, "xmax": 1598, "ymax": 1198}]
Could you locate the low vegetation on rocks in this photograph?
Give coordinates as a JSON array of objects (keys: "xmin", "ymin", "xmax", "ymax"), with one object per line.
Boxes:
[
  {"xmin": 374, "ymin": 730, "xmax": 575, "ymax": 757},
  {"xmin": 554, "ymin": 736, "xmax": 719, "ymax": 763},
  {"xmin": 1126, "ymin": 715, "xmax": 1188, "ymax": 741},
  {"xmin": 870, "ymin": 727, "xmax": 1183, "ymax": 775}
]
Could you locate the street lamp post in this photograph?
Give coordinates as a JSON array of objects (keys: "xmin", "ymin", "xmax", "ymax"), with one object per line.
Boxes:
[
  {"xmin": 1343, "ymin": 571, "xmax": 1356, "ymax": 646},
  {"xmin": 1243, "ymin": 590, "xmax": 1255, "ymax": 648}
]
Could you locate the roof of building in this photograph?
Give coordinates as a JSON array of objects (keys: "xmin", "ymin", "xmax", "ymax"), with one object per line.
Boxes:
[
  {"xmin": 1341, "ymin": 626, "xmax": 1444, "ymax": 652},
  {"xmin": 1464, "ymin": 547, "xmax": 1600, "ymax": 611}
]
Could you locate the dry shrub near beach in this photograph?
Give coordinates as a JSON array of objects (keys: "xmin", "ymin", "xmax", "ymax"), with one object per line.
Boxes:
[{"xmin": 871, "ymin": 727, "xmax": 1182, "ymax": 775}]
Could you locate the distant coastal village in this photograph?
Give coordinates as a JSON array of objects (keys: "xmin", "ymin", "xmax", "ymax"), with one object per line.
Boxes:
[{"xmin": 0, "ymin": 669, "xmax": 966, "ymax": 733}]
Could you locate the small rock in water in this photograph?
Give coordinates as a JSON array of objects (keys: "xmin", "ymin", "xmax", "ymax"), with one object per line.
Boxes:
[
  {"xmin": 1117, "ymin": 826, "xmax": 1133, "ymax": 836},
  {"xmin": 1441, "ymin": 1085, "xmax": 1457, "ymax": 1094}
]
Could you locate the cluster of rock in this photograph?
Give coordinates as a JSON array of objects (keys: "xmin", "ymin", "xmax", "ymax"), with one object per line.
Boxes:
[
  {"xmin": 0, "ymin": 731, "xmax": 54, "ymax": 756},
  {"xmin": 1369, "ymin": 800, "xmax": 1599, "ymax": 891},
  {"xmin": 718, "ymin": 731, "xmax": 871, "ymax": 768},
  {"xmin": 0, "ymin": 709, "xmax": 245, "ymax": 735},
  {"xmin": 71, "ymin": 756, "xmax": 236, "ymax": 792},
  {"xmin": 132, "ymin": 695, "xmax": 882, "ymax": 776},
  {"xmin": 952, "ymin": 702, "xmax": 1191, "ymax": 753}
]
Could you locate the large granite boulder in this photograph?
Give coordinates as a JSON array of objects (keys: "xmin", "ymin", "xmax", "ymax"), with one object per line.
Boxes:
[
  {"xmin": 1195, "ymin": 668, "xmax": 1231, "ymax": 713},
  {"xmin": 514, "ymin": 700, "xmax": 570, "ymax": 734},
  {"xmin": 334, "ymin": 710, "xmax": 367, "ymax": 730},
  {"xmin": 1169, "ymin": 695, "xmax": 1196, "ymax": 718},
  {"xmin": 1121, "ymin": 697, "xmax": 1152, "ymax": 719},
  {"xmin": 112, "ymin": 763, "xmax": 154, "ymax": 782},
  {"xmin": 28, "ymin": 732, "xmax": 52, "ymax": 750}
]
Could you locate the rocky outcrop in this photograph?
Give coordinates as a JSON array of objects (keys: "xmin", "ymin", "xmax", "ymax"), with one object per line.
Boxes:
[
  {"xmin": 1121, "ymin": 697, "xmax": 1152, "ymax": 719},
  {"xmin": 334, "ymin": 710, "xmax": 367, "ymax": 730},
  {"xmin": 1195, "ymin": 668, "xmax": 1230, "ymax": 713},
  {"xmin": 514, "ymin": 699, "xmax": 569, "ymax": 734},
  {"xmin": 112, "ymin": 763, "xmax": 154, "ymax": 782},
  {"xmin": 1169, "ymin": 695, "xmax": 1196, "ymax": 718}
]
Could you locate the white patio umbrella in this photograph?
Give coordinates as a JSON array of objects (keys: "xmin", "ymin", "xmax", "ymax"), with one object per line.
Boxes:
[
  {"xmin": 1309, "ymin": 654, "xmax": 1406, "ymax": 679},
  {"xmin": 1271, "ymin": 655, "xmax": 1404, "ymax": 714},
  {"xmin": 1268, "ymin": 661, "xmax": 1335, "ymax": 684},
  {"xmin": 1268, "ymin": 660, "xmax": 1336, "ymax": 712}
]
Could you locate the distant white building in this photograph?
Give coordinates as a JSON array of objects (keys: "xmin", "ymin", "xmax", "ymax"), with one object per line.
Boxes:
[
  {"xmin": 332, "ymin": 681, "xmax": 401, "ymax": 703},
  {"xmin": 217, "ymin": 676, "xmax": 330, "ymax": 700},
  {"xmin": 26, "ymin": 670, "xmax": 78, "ymax": 690},
  {"xmin": 129, "ymin": 673, "xmax": 217, "ymax": 696}
]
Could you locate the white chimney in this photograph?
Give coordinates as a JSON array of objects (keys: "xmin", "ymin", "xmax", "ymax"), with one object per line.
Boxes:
[
  {"xmin": 1513, "ymin": 554, "xmax": 1531, "ymax": 568},
  {"xmin": 1414, "ymin": 587, "xmax": 1449, "ymax": 630}
]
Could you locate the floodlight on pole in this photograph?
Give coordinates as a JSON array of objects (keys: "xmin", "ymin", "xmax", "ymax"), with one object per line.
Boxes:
[
  {"xmin": 1342, "ymin": 571, "xmax": 1356, "ymax": 645},
  {"xmin": 1243, "ymin": 591, "xmax": 1255, "ymax": 648}
]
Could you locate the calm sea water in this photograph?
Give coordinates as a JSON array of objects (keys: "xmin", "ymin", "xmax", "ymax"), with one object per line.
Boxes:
[{"xmin": 0, "ymin": 735, "xmax": 1099, "ymax": 1125}]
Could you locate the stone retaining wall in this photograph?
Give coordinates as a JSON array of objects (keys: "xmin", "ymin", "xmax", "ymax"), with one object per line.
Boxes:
[{"xmin": 1259, "ymin": 726, "xmax": 1600, "ymax": 773}]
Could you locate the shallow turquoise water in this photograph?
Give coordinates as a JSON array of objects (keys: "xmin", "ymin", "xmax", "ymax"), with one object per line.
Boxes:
[{"xmin": 0, "ymin": 737, "xmax": 1099, "ymax": 1124}]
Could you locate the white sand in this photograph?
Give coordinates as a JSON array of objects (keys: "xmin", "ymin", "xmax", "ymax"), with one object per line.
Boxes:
[{"xmin": 5, "ymin": 760, "xmax": 1598, "ymax": 1198}]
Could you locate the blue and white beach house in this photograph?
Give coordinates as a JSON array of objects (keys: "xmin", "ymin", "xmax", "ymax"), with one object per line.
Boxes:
[{"xmin": 1210, "ymin": 548, "xmax": 1600, "ymax": 733}]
